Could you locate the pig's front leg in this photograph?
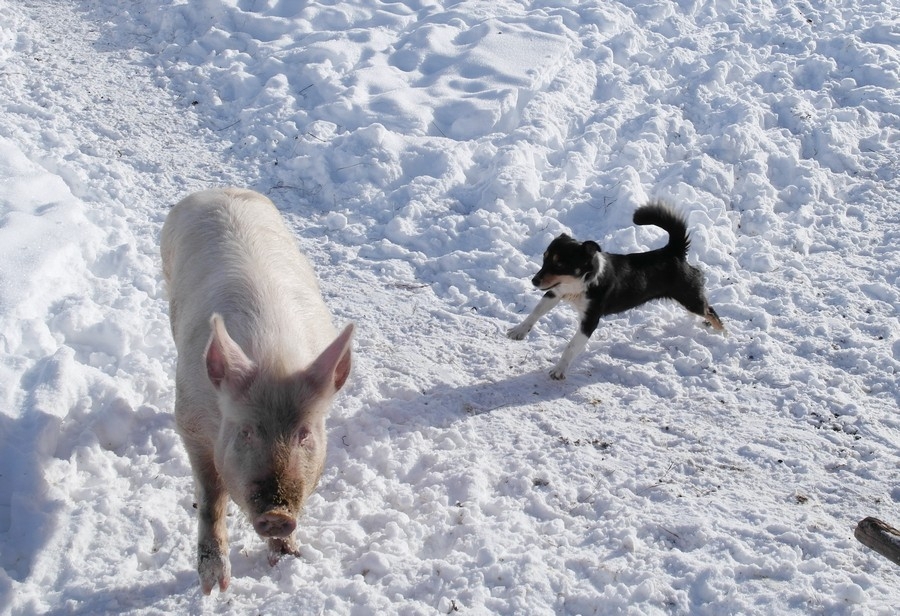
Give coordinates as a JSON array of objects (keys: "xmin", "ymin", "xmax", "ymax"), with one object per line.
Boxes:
[
  {"xmin": 267, "ymin": 536, "xmax": 301, "ymax": 566},
  {"xmin": 188, "ymin": 446, "xmax": 231, "ymax": 594}
]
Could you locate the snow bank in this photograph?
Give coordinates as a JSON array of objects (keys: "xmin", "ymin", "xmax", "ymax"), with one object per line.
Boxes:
[{"xmin": 0, "ymin": 0, "xmax": 898, "ymax": 613}]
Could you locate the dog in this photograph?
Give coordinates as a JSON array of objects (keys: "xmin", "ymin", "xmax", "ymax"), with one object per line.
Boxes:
[{"xmin": 507, "ymin": 201, "xmax": 724, "ymax": 379}]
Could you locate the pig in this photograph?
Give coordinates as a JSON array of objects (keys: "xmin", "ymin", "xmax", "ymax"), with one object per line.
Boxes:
[{"xmin": 160, "ymin": 187, "xmax": 353, "ymax": 594}]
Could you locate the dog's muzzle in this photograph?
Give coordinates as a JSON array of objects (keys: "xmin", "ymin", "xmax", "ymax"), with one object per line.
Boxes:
[{"xmin": 533, "ymin": 273, "xmax": 561, "ymax": 291}]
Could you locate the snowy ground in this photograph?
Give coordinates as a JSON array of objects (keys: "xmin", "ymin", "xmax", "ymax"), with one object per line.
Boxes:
[{"xmin": 1, "ymin": 0, "xmax": 898, "ymax": 613}]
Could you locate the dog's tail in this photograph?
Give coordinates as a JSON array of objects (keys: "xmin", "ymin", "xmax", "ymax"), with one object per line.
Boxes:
[{"xmin": 633, "ymin": 201, "xmax": 690, "ymax": 258}]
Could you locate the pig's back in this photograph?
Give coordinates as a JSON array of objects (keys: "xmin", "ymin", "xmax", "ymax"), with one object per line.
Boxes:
[{"xmin": 161, "ymin": 188, "xmax": 337, "ymax": 377}]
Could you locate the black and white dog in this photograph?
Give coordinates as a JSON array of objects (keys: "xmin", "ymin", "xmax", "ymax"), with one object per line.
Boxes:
[{"xmin": 507, "ymin": 202, "xmax": 724, "ymax": 379}]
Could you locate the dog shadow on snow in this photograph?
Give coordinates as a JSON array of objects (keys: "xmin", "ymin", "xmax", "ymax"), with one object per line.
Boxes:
[
  {"xmin": 423, "ymin": 370, "xmax": 577, "ymax": 418},
  {"xmin": 332, "ymin": 367, "xmax": 587, "ymax": 446}
]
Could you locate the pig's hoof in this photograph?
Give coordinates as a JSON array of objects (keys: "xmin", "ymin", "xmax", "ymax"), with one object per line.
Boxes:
[
  {"xmin": 267, "ymin": 536, "xmax": 301, "ymax": 566},
  {"xmin": 198, "ymin": 544, "xmax": 230, "ymax": 594}
]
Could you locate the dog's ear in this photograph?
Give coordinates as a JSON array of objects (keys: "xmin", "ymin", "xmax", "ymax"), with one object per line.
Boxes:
[{"xmin": 582, "ymin": 240, "xmax": 601, "ymax": 255}]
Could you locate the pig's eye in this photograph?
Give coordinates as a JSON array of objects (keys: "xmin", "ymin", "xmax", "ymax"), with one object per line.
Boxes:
[
  {"xmin": 239, "ymin": 426, "xmax": 256, "ymax": 442},
  {"xmin": 295, "ymin": 426, "xmax": 313, "ymax": 447}
]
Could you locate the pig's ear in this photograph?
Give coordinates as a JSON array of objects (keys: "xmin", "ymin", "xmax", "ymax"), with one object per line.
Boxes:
[
  {"xmin": 308, "ymin": 323, "xmax": 354, "ymax": 392},
  {"xmin": 205, "ymin": 313, "xmax": 257, "ymax": 396}
]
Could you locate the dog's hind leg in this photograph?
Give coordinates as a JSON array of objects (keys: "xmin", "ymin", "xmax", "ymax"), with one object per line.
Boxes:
[
  {"xmin": 674, "ymin": 290, "xmax": 725, "ymax": 332},
  {"xmin": 674, "ymin": 267, "xmax": 724, "ymax": 332},
  {"xmin": 703, "ymin": 305, "xmax": 725, "ymax": 331}
]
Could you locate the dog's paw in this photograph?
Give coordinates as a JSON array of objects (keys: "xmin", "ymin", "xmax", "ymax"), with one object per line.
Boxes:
[
  {"xmin": 549, "ymin": 367, "xmax": 566, "ymax": 380},
  {"xmin": 507, "ymin": 325, "xmax": 530, "ymax": 340}
]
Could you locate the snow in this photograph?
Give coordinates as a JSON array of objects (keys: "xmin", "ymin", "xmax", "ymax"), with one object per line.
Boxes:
[{"xmin": 1, "ymin": 0, "xmax": 898, "ymax": 613}]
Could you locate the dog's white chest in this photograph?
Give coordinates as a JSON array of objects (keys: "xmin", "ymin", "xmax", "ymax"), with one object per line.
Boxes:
[
  {"xmin": 560, "ymin": 291, "xmax": 588, "ymax": 315},
  {"xmin": 551, "ymin": 277, "xmax": 589, "ymax": 315}
]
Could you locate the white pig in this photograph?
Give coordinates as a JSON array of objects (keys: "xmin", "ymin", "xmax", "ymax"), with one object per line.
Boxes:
[{"xmin": 161, "ymin": 187, "xmax": 353, "ymax": 594}]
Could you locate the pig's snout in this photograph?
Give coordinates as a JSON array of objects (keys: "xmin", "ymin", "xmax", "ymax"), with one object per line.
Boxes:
[{"xmin": 254, "ymin": 511, "xmax": 296, "ymax": 538}]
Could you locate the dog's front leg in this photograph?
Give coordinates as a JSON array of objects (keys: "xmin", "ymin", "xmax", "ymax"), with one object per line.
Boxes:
[
  {"xmin": 507, "ymin": 292, "xmax": 560, "ymax": 340},
  {"xmin": 549, "ymin": 315, "xmax": 600, "ymax": 380},
  {"xmin": 549, "ymin": 332, "xmax": 589, "ymax": 379}
]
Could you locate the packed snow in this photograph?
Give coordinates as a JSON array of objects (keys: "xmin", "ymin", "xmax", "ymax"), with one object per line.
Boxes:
[{"xmin": 1, "ymin": 0, "xmax": 898, "ymax": 613}]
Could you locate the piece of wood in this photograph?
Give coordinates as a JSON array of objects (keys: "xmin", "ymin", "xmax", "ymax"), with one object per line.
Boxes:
[{"xmin": 855, "ymin": 517, "xmax": 900, "ymax": 566}]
